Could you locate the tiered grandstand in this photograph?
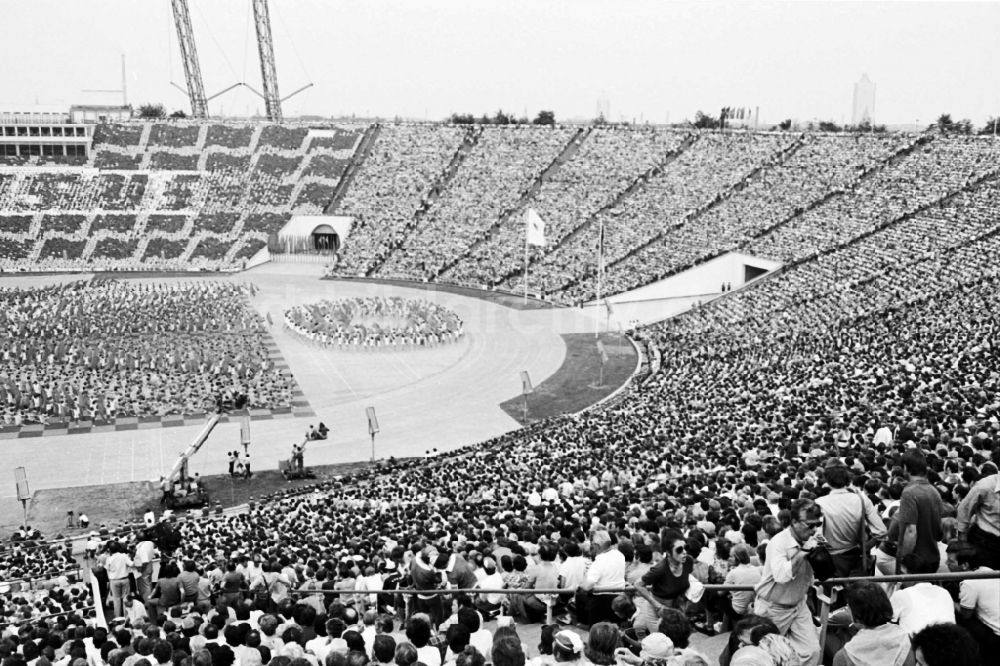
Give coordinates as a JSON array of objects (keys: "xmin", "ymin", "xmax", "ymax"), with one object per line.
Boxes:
[
  {"xmin": 1, "ymin": 122, "xmax": 998, "ymax": 664},
  {"xmin": 0, "ymin": 122, "xmax": 365, "ymax": 272}
]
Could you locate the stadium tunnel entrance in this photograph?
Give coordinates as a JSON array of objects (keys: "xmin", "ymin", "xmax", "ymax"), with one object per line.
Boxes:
[
  {"xmin": 311, "ymin": 223, "xmax": 340, "ymax": 252},
  {"xmin": 273, "ymin": 215, "xmax": 353, "ymax": 254}
]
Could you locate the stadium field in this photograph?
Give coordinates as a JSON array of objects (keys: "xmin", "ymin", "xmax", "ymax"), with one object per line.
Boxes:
[{"xmin": 0, "ymin": 262, "xmax": 634, "ymax": 496}]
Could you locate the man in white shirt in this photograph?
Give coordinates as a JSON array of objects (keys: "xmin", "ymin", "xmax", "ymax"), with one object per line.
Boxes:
[
  {"xmin": 576, "ymin": 530, "xmax": 626, "ymax": 625},
  {"xmin": 133, "ymin": 536, "xmax": 157, "ymax": 601},
  {"xmin": 474, "ymin": 558, "xmax": 504, "ymax": 616},
  {"xmin": 890, "ymin": 554, "xmax": 955, "ymax": 635},
  {"xmin": 557, "ymin": 542, "xmax": 589, "ymax": 592},
  {"xmin": 956, "ymin": 549, "xmax": 1000, "ymax": 655}
]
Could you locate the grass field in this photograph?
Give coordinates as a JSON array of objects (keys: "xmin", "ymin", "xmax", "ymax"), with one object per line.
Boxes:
[
  {"xmin": 499, "ymin": 332, "xmax": 636, "ymax": 423},
  {"xmin": 15, "ymin": 460, "xmax": 380, "ymax": 538}
]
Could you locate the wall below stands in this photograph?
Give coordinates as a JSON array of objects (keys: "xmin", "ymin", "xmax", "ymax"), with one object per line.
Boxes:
[{"xmin": 583, "ymin": 252, "xmax": 782, "ymax": 327}]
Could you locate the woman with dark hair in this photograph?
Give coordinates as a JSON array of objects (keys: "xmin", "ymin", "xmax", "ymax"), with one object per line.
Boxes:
[
  {"xmin": 583, "ymin": 622, "xmax": 619, "ymax": 666},
  {"xmin": 718, "ymin": 615, "xmax": 779, "ymax": 666},
  {"xmin": 149, "ymin": 560, "xmax": 183, "ymax": 619},
  {"xmin": 492, "ymin": 636, "xmax": 525, "ymax": 666},
  {"xmin": 832, "ymin": 582, "xmax": 914, "ymax": 666},
  {"xmin": 633, "ymin": 530, "xmax": 693, "ymax": 635}
]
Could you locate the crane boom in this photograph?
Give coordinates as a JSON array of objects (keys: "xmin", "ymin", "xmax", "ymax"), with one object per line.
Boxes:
[
  {"xmin": 252, "ymin": 0, "xmax": 283, "ymax": 122},
  {"xmin": 170, "ymin": 0, "xmax": 209, "ymax": 118}
]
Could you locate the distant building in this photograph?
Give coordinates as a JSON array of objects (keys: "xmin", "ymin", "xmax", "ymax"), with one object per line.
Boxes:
[
  {"xmin": 596, "ymin": 94, "xmax": 610, "ymax": 122},
  {"xmin": 0, "ymin": 110, "xmax": 91, "ymax": 160},
  {"xmin": 69, "ymin": 104, "xmax": 132, "ymax": 124},
  {"xmin": 0, "ymin": 105, "xmax": 120, "ymax": 161},
  {"xmin": 852, "ymin": 74, "xmax": 876, "ymax": 125}
]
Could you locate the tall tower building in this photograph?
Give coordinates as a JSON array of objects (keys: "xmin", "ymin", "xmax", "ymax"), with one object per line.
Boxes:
[
  {"xmin": 596, "ymin": 93, "xmax": 611, "ymax": 122},
  {"xmin": 852, "ymin": 74, "xmax": 876, "ymax": 125}
]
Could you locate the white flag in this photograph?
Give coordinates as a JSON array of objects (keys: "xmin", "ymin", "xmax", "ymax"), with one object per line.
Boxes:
[{"xmin": 526, "ymin": 208, "xmax": 546, "ymax": 247}]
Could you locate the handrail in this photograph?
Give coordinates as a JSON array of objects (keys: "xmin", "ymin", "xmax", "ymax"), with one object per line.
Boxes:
[
  {"xmin": 0, "ymin": 606, "xmax": 95, "ymax": 627},
  {"xmin": 290, "ymin": 569, "xmax": 1000, "ymax": 597}
]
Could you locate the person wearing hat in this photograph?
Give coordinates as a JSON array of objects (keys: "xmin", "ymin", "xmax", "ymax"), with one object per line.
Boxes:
[
  {"xmin": 816, "ymin": 458, "xmax": 886, "ymax": 577},
  {"xmin": 615, "ymin": 632, "xmax": 675, "ymax": 666},
  {"xmin": 551, "ymin": 630, "xmax": 584, "ymax": 662},
  {"xmin": 474, "ymin": 557, "xmax": 504, "ymax": 618}
]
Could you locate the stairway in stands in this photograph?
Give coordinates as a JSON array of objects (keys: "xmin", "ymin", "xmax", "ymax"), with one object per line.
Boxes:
[
  {"xmin": 136, "ymin": 123, "xmax": 153, "ymax": 170},
  {"xmin": 324, "ymin": 124, "xmax": 381, "ymax": 214},
  {"xmin": 730, "ymin": 134, "xmax": 934, "ymax": 256},
  {"xmin": 496, "ymin": 133, "xmax": 699, "ymax": 288},
  {"xmin": 365, "ymin": 125, "xmax": 482, "ymax": 276},
  {"xmin": 434, "ymin": 127, "xmax": 591, "ymax": 281},
  {"xmin": 554, "ymin": 133, "xmax": 807, "ymax": 297}
]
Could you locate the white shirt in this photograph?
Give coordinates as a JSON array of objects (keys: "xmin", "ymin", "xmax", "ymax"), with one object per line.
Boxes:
[
  {"xmin": 586, "ymin": 548, "xmax": 626, "ymax": 591},
  {"xmin": 959, "ymin": 567, "xmax": 1000, "ymax": 635},
  {"xmin": 890, "ymin": 583, "xmax": 956, "ymax": 635},
  {"xmin": 478, "ymin": 571, "xmax": 505, "ymax": 604},
  {"xmin": 416, "ymin": 645, "xmax": 441, "ymax": 666},
  {"xmin": 134, "ymin": 540, "xmax": 156, "ymax": 565},
  {"xmin": 559, "ymin": 556, "xmax": 589, "ymax": 590}
]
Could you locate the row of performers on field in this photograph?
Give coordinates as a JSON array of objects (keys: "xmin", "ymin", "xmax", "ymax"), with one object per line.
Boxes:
[
  {"xmin": 0, "ymin": 338, "xmax": 270, "ymax": 375},
  {"xmin": 284, "ymin": 317, "xmax": 463, "ymax": 348},
  {"xmin": 0, "ymin": 379, "xmax": 257, "ymax": 422}
]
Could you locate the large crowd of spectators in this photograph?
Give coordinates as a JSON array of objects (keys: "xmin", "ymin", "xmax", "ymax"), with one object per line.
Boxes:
[
  {"xmin": 3, "ymin": 130, "xmax": 1000, "ymax": 662},
  {"xmin": 565, "ymin": 133, "xmax": 912, "ymax": 302},
  {"xmin": 501, "ymin": 132, "xmax": 794, "ymax": 298},
  {"xmin": 0, "ymin": 122, "xmax": 364, "ymax": 272},
  {"xmin": 333, "ymin": 125, "xmax": 470, "ymax": 276},
  {"xmin": 285, "ymin": 297, "xmax": 463, "ymax": 349},
  {"xmin": 441, "ymin": 127, "xmax": 688, "ymax": 287},
  {"xmin": 376, "ymin": 126, "xmax": 576, "ymax": 280},
  {"xmin": 0, "ymin": 280, "xmax": 292, "ymax": 425}
]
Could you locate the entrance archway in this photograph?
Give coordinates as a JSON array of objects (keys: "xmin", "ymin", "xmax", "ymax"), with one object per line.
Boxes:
[{"xmin": 311, "ymin": 224, "xmax": 339, "ymax": 253}]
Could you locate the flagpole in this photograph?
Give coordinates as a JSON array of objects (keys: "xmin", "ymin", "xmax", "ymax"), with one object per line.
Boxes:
[
  {"xmin": 523, "ymin": 209, "xmax": 529, "ymax": 305},
  {"xmin": 594, "ymin": 233, "xmax": 602, "ymax": 339}
]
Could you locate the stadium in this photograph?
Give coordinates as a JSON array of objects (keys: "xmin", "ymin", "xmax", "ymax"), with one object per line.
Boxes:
[{"xmin": 0, "ymin": 2, "xmax": 998, "ymax": 666}]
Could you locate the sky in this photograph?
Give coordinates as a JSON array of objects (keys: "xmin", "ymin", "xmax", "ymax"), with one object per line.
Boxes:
[{"xmin": 1, "ymin": 0, "xmax": 998, "ymax": 126}]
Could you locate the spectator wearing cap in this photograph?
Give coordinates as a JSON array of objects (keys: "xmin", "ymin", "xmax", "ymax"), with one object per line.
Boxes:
[
  {"xmin": 955, "ymin": 451, "xmax": 1000, "ymax": 569},
  {"xmin": 816, "ymin": 458, "xmax": 886, "ymax": 577},
  {"xmin": 615, "ymin": 632, "xmax": 674, "ymax": 666},
  {"xmin": 753, "ymin": 498, "xmax": 824, "ymax": 666},
  {"xmin": 576, "ymin": 531, "xmax": 626, "ymax": 626},
  {"xmin": 549, "ymin": 630, "xmax": 583, "ymax": 663},
  {"xmin": 895, "ymin": 450, "xmax": 944, "ymax": 574}
]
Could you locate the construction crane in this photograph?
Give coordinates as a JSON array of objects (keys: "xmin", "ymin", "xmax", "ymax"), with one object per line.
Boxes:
[{"xmin": 170, "ymin": 0, "xmax": 208, "ymax": 118}]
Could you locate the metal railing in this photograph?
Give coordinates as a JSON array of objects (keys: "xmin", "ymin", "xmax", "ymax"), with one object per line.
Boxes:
[{"xmin": 287, "ymin": 570, "xmax": 999, "ymax": 655}]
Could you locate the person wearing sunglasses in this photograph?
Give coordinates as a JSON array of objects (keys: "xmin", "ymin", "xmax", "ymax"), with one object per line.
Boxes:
[
  {"xmin": 752, "ymin": 498, "xmax": 825, "ymax": 666},
  {"xmin": 632, "ymin": 529, "xmax": 694, "ymax": 637}
]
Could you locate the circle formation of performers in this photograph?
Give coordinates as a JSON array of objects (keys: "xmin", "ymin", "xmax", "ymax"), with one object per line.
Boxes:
[{"xmin": 284, "ymin": 296, "xmax": 464, "ymax": 350}]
